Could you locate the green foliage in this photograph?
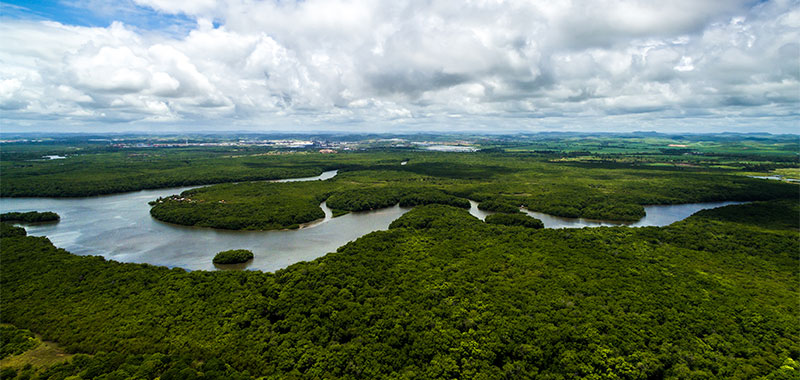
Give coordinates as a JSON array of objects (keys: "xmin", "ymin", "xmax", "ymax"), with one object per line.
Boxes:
[
  {"xmin": 2, "ymin": 144, "xmax": 797, "ymax": 222},
  {"xmin": 212, "ymin": 250, "xmax": 254, "ymax": 265},
  {"xmin": 3, "ymin": 201, "xmax": 796, "ymax": 379},
  {"xmin": 325, "ymin": 187, "xmax": 400, "ymax": 211},
  {"xmin": 150, "ymin": 169, "xmax": 475, "ymax": 230},
  {"xmin": 1, "ymin": 137, "xmax": 799, "ymax": 378},
  {"xmin": 477, "ymin": 199, "xmax": 520, "ymax": 214},
  {"xmin": 0, "ymin": 326, "xmax": 38, "ymax": 359},
  {"xmin": 323, "ymin": 186, "xmax": 470, "ymax": 212},
  {"xmin": 150, "ymin": 181, "xmax": 331, "ymax": 230},
  {"xmin": 149, "ymin": 152, "xmax": 796, "ymax": 229},
  {"xmin": 687, "ymin": 199, "xmax": 799, "ymax": 231},
  {"xmin": 0, "ymin": 367, "xmax": 17, "ymax": 380},
  {"xmin": 0, "ymin": 147, "xmax": 334, "ymax": 197},
  {"xmin": 330, "ymin": 209, "xmax": 349, "ymax": 217},
  {"xmin": 0, "ymin": 212, "xmax": 59, "ymax": 223},
  {"xmin": 30, "ymin": 352, "xmax": 252, "ymax": 380},
  {"xmin": 0, "ymin": 223, "xmax": 26, "ymax": 238},
  {"xmin": 397, "ymin": 189, "xmax": 470, "ymax": 209},
  {"xmin": 389, "ymin": 204, "xmax": 482, "ymax": 230},
  {"xmin": 485, "ymin": 213, "xmax": 544, "ymax": 228},
  {"xmin": 523, "ymin": 192, "xmax": 648, "ymax": 221}
]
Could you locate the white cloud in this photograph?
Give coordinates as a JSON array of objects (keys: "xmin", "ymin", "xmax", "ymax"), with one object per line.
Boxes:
[
  {"xmin": 132, "ymin": 0, "xmax": 219, "ymax": 16},
  {"xmin": 0, "ymin": 0, "xmax": 798, "ymax": 132}
]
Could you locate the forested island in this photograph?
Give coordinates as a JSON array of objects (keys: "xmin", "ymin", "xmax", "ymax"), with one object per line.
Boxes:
[
  {"xmin": 213, "ymin": 249, "xmax": 254, "ymax": 264},
  {"xmin": 0, "ymin": 211, "xmax": 59, "ymax": 224},
  {"xmin": 0, "ymin": 134, "xmax": 798, "ymax": 379}
]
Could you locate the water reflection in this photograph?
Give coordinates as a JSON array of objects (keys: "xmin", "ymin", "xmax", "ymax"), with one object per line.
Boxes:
[{"xmin": 213, "ymin": 261, "xmax": 254, "ymax": 271}]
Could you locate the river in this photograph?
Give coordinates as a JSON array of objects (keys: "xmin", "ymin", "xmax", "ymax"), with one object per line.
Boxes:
[
  {"xmin": 0, "ymin": 170, "xmax": 410, "ymax": 272},
  {"xmin": 467, "ymin": 200, "xmax": 744, "ymax": 228},
  {"xmin": 2, "ymin": 171, "xmax": 744, "ymax": 271}
]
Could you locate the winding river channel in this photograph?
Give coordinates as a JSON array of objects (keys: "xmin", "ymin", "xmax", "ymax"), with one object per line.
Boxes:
[{"xmin": 1, "ymin": 170, "xmax": 742, "ymax": 272}]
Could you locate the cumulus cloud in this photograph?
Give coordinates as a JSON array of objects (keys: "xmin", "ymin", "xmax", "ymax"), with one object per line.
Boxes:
[{"xmin": 0, "ymin": 0, "xmax": 797, "ymax": 132}]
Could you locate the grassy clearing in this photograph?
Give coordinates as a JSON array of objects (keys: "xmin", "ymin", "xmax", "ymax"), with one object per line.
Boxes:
[{"xmin": 0, "ymin": 325, "xmax": 72, "ymax": 372}]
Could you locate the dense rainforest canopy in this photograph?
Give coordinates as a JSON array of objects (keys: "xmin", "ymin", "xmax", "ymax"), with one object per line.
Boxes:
[
  {"xmin": 147, "ymin": 154, "xmax": 796, "ymax": 230},
  {"xmin": 1, "ymin": 138, "xmax": 798, "ymax": 379},
  {"xmin": 1, "ymin": 200, "xmax": 798, "ymax": 379}
]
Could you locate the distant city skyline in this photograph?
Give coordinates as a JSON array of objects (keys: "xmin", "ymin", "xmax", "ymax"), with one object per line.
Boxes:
[{"xmin": 1, "ymin": 0, "xmax": 798, "ymax": 133}]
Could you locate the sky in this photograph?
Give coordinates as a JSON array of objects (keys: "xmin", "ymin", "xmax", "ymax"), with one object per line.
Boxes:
[{"xmin": 0, "ymin": 0, "xmax": 798, "ymax": 133}]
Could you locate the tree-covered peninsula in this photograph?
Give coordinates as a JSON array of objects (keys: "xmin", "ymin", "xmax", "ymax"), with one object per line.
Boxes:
[
  {"xmin": 148, "ymin": 154, "xmax": 796, "ymax": 230},
  {"xmin": 1, "ymin": 200, "xmax": 797, "ymax": 379}
]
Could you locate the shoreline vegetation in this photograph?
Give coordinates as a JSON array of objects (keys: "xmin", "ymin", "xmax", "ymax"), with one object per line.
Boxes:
[
  {"xmin": 147, "ymin": 156, "xmax": 795, "ymax": 230},
  {"xmin": 1, "ymin": 200, "xmax": 797, "ymax": 379},
  {"xmin": 0, "ymin": 212, "xmax": 59, "ymax": 224}
]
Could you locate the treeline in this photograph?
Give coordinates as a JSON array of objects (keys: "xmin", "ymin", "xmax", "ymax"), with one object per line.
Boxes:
[
  {"xmin": 397, "ymin": 189, "xmax": 470, "ymax": 209},
  {"xmin": 687, "ymin": 199, "xmax": 800, "ymax": 231},
  {"xmin": 2, "ymin": 200, "xmax": 797, "ymax": 379},
  {"xmin": 0, "ymin": 211, "xmax": 59, "ymax": 223},
  {"xmin": 523, "ymin": 192, "xmax": 646, "ymax": 221},
  {"xmin": 477, "ymin": 199, "xmax": 521, "ymax": 214},
  {"xmin": 326, "ymin": 187, "xmax": 470, "ymax": 212},
  {"xmin": 485, "ymin": 213, "xmax": 544, "ymax": 228},
  {"xmin": 325, "ymin": 187, "xmax": 400, "ymax": 211}
]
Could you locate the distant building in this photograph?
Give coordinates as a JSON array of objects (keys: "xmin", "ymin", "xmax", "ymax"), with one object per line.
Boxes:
[{"xmin": 319, "ymin": 149, "xmax": 337, "ymax": 154}]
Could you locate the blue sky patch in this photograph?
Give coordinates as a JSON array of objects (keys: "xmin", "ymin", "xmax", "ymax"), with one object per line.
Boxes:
[{"xmin": 1, "ymin": 0, "xmax": 195, "ymax": 34}]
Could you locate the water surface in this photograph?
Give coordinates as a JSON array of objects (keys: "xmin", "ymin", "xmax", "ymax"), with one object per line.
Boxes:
[
  {"xmin": 747, "ymin": 175, "xmax": 800, "ymax": 184},
  {"xmin": 424, "ymin": 145, "xmax": 477, "ymax": 152},
  {"xmin": 0, "ymin": 170, "xmax": 408, "ymax": 272},
  {"xmin": 468, "ymin": 200, "xmax": 745, "ymax": 228},
  {"xmin": 2, "ymin": 173, "xmax": 744, "ymax": 271}
]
